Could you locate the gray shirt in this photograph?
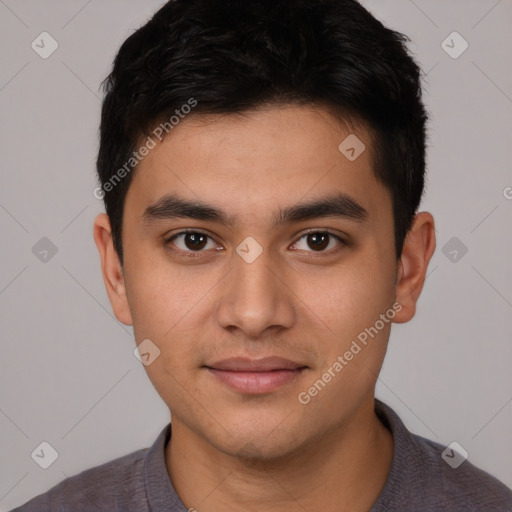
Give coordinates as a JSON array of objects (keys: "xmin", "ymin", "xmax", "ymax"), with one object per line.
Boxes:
[{"xmin": 11, "ymin": 400, "xmax": 512, "ymax": 511}]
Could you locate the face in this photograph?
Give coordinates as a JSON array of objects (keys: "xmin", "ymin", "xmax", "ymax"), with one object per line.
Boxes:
[{"xmin": 98, "ymin": 105, "xmax": 412, "ymax": 460}]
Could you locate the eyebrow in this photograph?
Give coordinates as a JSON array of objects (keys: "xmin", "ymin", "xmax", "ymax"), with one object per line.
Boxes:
[{"xmin": 142, "ymin": 192, "xmax": 368, "ymax": 229}]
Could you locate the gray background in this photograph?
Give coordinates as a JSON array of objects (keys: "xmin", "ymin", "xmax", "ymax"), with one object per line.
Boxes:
[{"xmin": 1, "ymin": 0, "xmax": 511, "ymax": 509}]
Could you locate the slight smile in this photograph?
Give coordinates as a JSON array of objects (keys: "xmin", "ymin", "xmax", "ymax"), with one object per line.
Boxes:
[{"xmin": 204, "ymin": 356, "xmax": 309, "ymax": 394}]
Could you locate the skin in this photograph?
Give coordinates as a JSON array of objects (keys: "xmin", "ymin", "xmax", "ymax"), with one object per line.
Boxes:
[{"xmin": 94, "ymin": 104, "xmax": 436, "ymax": 511}]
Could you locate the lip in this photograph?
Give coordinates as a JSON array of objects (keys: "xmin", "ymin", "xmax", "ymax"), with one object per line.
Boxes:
[
  {"xmin": 206, "ymin": 356, "xmax": 306, "ymax": 372},
  {"xmin": 204, "ymin": 357, "xmax": 308, "ymax": 394}
]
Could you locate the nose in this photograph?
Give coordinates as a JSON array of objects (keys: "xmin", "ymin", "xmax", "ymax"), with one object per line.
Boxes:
[{"xmin": 215, "ymin": 247, "xmax": 296, "ymax": 339}]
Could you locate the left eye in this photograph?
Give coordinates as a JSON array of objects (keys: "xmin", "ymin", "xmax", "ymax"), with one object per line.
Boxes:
[{"xmin": 291, "ymin": 231, "xmax": 344, "ymax": 252}]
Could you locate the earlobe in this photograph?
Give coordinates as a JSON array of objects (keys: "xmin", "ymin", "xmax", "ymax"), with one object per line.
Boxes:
[
  {"xmin": 393, "ymin": 211, "xmax": 436, "ymax": 324},
  {"xmin": 93, "ymin": 213, "xmax": 134, "ymax": 326}
]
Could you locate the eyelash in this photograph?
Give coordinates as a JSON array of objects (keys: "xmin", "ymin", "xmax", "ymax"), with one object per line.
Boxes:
[{"xmin": 164, "ymin": 229, "xmax": 348, "ymax": 258}]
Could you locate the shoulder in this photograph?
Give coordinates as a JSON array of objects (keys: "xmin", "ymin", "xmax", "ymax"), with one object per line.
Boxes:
[
  {"xmin": 414, "ymin": 434, "xmax": 512, "ymax": 511},
  {"xmin": 373, "ymin": 400, "xmax": 512, "ymax": 511},
  {"xmin": 10, "ymin": 447, "xmax": 150, "ymax": 512}
]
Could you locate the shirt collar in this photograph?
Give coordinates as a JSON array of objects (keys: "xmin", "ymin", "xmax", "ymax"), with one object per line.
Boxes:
[{"xmin": 143, "ymin": 422, "xmax": 188, "ymax": 511}]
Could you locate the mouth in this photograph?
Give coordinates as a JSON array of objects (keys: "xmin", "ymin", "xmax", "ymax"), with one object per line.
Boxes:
[{"xmin": 204, "ymin": 356, "xmax": 308, "ymax": 394}]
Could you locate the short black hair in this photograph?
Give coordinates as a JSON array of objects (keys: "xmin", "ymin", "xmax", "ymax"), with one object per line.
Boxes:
[{"xmin": 96, "ymin": 0, "xmax": 428, "ymax": 267}]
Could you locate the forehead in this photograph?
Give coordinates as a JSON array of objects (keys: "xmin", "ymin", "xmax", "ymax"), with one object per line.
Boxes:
[{"xmin": 124, "ymin": 104, "xmax": 391, "ymax": 227}]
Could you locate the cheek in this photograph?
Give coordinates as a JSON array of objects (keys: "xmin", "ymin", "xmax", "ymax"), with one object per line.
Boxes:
[
  {"xmin": 304, "ymin": 259, "xmax": 394, "ymax": 334},
  {"xmin": 300, "ymin": 264, "xmax": 394, "ymax": 408},
  {"xmin": 124, "ymin": 264, "xmax": 177, "ymax": 355},
  {"xmin": 125, "ymin": 254, "xmax": 218, "ymax": 372},
  {"xmin": 302, "ymin": 260, "xmax": 396, "ymax": 394},
  {"xmin": 125, "ymin": 248, "xmax": 197, "ymax": 325}
]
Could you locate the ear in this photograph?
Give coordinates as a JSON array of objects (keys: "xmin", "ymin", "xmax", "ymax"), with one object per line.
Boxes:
[
  {"xmin": 393, "ymin": 211, "xmax": 436, "ymax": 324},
  {"xmin": 93, "ymin": 213, "xmax": 133, "ymax": 326}
]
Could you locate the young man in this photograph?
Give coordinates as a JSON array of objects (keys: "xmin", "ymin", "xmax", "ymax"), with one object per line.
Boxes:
[{"xmin": 12, "ymin": 0, "xmax": 512, "ymax": 511}]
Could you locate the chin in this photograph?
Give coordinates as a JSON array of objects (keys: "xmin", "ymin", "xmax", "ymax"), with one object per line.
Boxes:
[{"xmin": 209, "ymin": 421, "xmax": 309, "ymax": 465}]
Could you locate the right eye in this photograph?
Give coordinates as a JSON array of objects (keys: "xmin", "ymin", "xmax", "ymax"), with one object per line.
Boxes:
[{"xmin": 165, "ymin": 230, "xmax": 222, "ymax": 256}]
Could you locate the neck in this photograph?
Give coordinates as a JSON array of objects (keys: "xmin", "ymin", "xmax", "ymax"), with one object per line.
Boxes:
[{"xmin": 165, "ymin": 399, "xmax": 393, "ymax": 512}]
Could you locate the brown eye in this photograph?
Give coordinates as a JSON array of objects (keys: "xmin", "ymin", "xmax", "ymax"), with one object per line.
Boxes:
[
  {"xmin": 291, "ymin": 231, "xmax": 346, "ymax": 253},
  {"xmin": 166, "ymin": 231, "xmax": 217, "ymax": 253},
  {"xmin": 306, "ymin": 232, "xmax": 329, "ymax": 251},
  {"xmin": 183, "ymin": 232, "xmax": 208, "ymax": 250}
]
